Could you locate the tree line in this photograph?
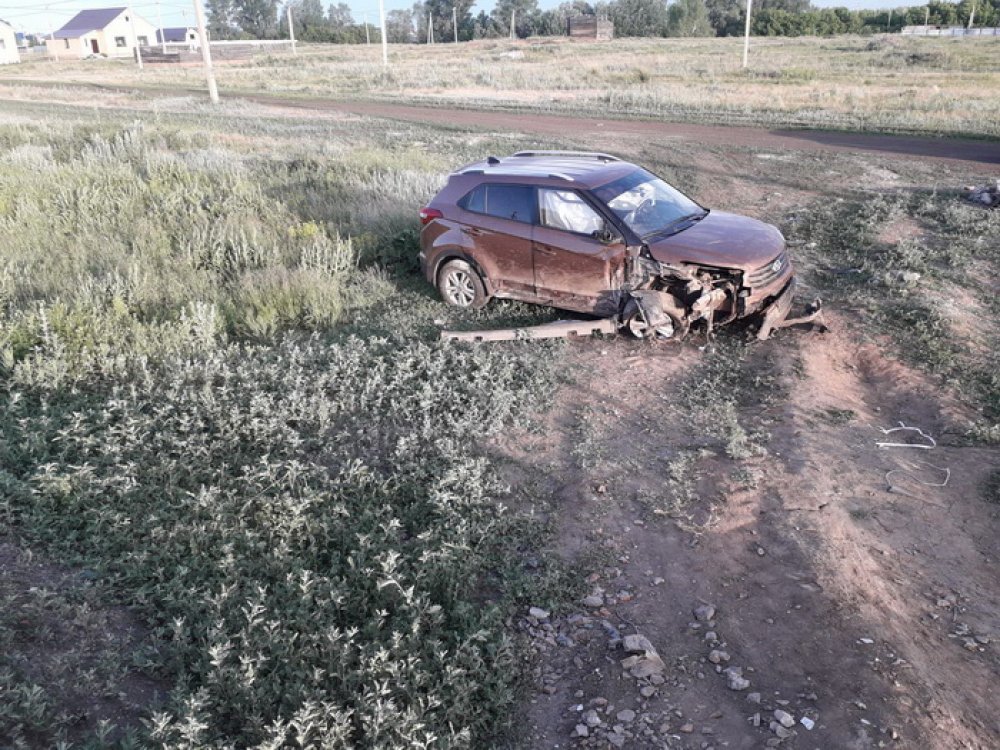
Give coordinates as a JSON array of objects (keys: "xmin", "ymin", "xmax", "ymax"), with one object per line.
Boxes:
[{"xmin": 205, "ymin": 0, "xmax": 1000, "ymax": 42}]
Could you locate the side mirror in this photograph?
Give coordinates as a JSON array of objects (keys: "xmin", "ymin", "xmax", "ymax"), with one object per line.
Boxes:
[{"xmin": 593, "ymin": 225, "xmax": 619, "ymax": 245}]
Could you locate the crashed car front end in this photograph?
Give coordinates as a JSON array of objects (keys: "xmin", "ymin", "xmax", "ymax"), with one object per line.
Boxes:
[{"xmin": 625, "ymin": 245, "xmax": 822, "ymax": 341}]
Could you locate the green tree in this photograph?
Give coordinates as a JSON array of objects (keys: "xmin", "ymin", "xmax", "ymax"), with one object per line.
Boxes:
[
  {"xmin": 492, "ymin": 0, "xmax": 542, "ymax": 37},
  {"xmin": 667, "ymin": 0, "xmax": 714, "ymax": 35},
  {"xmin": 206, "ymin": 0, "xmax": 240, "ymax": 39},
  {"xmin": 236, "ymin": 0, "xmax": 281, "ymax": 37},
  {"xmin": 609, "ymin": 0, "xmax": 670, "ymax": 36}
]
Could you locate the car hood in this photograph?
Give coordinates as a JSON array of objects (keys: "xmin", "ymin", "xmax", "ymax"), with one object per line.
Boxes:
[{"xmin": 645, "ymin": 211, "xmax": 785, "ymax": 270}]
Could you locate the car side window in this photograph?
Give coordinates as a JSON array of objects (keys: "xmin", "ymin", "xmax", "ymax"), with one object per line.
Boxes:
[
  {"xmin": 485, "ymin": 185, "xmax": 535, "ymax": 224},
  {"xmin": 539, "ymin": 189, "xmax": 605, "ymax": 236},
  {"xmin": 459, "ymin": 185, "xmax": 486, "ymax": 213},
  {"xmin": 459, "ymin": 184, "xmax": 534, "ymax": 224}
]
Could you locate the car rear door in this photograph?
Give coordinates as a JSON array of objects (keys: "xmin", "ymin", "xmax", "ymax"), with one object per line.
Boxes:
[
  {"xmin": 532, "ymin": 188, "xmax": 627, "ymax": 314},
  {"xmin": 458, "ymin": 183, "xmax": 536, "ymax": 296}
]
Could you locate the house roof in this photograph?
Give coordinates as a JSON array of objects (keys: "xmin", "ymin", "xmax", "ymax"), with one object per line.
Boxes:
[
  {"xmin": 53, "ymin": 7, "xmax": 127, "ymax": 39},
  {"xmin": 156, "ymin": 27, "xmax": 193, "ymax": 43},
  {"xmin": 0, "ymin": 18, "xmax": 13, "ymax": 30}
]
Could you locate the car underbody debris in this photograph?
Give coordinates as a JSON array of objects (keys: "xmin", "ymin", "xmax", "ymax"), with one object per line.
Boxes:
[
  {"xmin": 964, "ymin": 181, "xmax": 999, "ymax": 208},
  {"xmin": 441, "ymin": 317, "xmax": 618, "ymax": 342}
]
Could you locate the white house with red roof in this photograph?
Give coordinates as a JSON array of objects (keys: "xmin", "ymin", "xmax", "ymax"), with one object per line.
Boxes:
[{"xmin": 45, "ymin": 7, "xmax": 156, "ymax": 60}]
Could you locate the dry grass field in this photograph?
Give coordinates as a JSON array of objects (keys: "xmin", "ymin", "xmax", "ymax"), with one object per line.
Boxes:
[
  {"xmin": 0, "ymin": 35, "xmax": 998, "ymax": 750},
  {"xmin": 2, "ymin": 35, "xmax": 1000, "ymax": 137}
]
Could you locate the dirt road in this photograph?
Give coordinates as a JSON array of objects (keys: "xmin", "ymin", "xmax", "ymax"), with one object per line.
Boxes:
[
  {"xmin": 3, "ymin": 78, "xmax": 999, "ymax": 166},
  {"xmin": 270, "ymin": 98, "xmax": 1000, "ymax": 167}
]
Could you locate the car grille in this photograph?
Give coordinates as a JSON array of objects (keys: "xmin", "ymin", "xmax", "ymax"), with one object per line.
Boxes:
[{"xmin": 747, "ymin": 251, "xmax": 788, "ymax": 289}]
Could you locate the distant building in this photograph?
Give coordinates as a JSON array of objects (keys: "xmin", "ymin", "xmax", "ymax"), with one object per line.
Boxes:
[
  {"xmin": 568, "ymin": 15, "xmax": 613, "ymax": 41},
  {"xmin": 156, "ymin": 27, "xmax": 200, "ymax": 46},
  {"xmin": 45, "ymin": 7, "xmax": 156, "ymax": 59},
  {"xmin": 0, "ymin": 19, "xmax": 20, "ymax": 64}
]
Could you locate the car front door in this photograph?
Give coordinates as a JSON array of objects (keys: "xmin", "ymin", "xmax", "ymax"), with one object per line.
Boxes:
[
  {"xmin": 532, "ymin": 188, "xmax": 628, "ymax": 315},
  {"xmin": 459, "ymin": 183, "xmax": 536, "ymax": 297}
]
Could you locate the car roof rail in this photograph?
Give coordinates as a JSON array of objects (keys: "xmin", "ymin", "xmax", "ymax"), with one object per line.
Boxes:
[{"xmin": 512, "ymin": 150, "xmax": 620, "ymax": 162}]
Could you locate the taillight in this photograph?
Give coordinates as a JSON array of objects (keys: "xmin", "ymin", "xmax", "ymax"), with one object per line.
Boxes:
[{"xmin": 419, "ymin": 207, "xmax": 443, "ymax": 226}]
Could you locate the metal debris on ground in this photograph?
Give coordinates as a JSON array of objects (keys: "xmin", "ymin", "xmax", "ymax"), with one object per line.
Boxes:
[
  {"xmin": 440, "ymin": 318, "xmax": 618, "ymax": 342},
  {"xmin": 885, "ymin": 460, "xmax": 951, "ymax": 496},
  {"xmin": 963, "ymin": 181, "xmax": 1000, "ymax": 209},
  {"xmin": 875, "ymin": 422, "xmax": 937, "ymax": 449}
]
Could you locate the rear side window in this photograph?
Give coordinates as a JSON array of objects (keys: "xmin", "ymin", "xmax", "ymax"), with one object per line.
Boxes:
[{"xmin": 459, "ymin": 184, "xmax": 535, "ymax": 224}]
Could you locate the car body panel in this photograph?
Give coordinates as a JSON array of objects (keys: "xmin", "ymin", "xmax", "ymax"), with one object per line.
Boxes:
[{"xmin": 419, "ymin": 153, "xmax": 802, "ymax": 334}]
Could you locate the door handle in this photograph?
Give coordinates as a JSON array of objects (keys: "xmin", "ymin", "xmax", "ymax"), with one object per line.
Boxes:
[
  {"xmin": 535, "ymin": 245, "xmax": 557, "ymax": 256},
  {"xmin": 462, "ymin": 227, "xmax": 487, "ymax": 237}
]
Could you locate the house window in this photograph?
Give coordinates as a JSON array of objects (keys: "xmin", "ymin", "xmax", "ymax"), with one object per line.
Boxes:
[
  {"xmin": 0, "ymin": 39, "xmax": 5, "ymax": 50},
  {"xmin": 115, "ymin": 36, "xmax": 127, "ymax": 47},
  {"xmin": 137, "ymin": 35, "xmax": 148, "ymax": 45}
]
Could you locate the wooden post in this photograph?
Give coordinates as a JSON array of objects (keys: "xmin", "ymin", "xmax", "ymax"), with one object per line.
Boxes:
[
  {"xmin": 128, "ymin": 6, "xmax": 143, "ymax": 69},
  {"xmin": 379, "ymin": 0, "xmax": 387, "ymax": 67},
  {"xmin": 287, "ymin": 5, "xmax": 297, "ymax": 54},
  {"xmin": 742, "ymin": 0, "xmax": 752, "ymax": 68},
  {"xmin": 364, "ymin": 12, "xmax": 370, "ymax": 45},
  {"xmin": 968, "ymin": 2, "xmax": 976, "ymax": 29},
  {"xmin": 453, "ymin": 6, "xmax": 458, "ymax": 43},
  {"xmin": 192, "ymin": 0, "xmax": 218, "ymax": 103},
  {"xmin": 887, "ymin": 8, "xmax": 892, "ymax": 33},
  {"xmin": 510, "ymin": 9, "xmax": 516, "ymax": 40}
]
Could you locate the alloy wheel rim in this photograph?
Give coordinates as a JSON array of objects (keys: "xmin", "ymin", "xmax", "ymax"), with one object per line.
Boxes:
[{"xmin": 445, "ymin": 271, "xmax": 475, "ymax": 306}]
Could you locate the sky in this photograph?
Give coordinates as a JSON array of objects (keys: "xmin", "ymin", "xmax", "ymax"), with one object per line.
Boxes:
[{"xmin": 0, "ymin": 0, "xmax": 919, "ymax": 36}]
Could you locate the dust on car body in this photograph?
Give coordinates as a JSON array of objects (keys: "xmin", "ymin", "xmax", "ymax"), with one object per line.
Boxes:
[{"xmin": 419, "ymin": 151, "xmax": 822, "ymax": 340}]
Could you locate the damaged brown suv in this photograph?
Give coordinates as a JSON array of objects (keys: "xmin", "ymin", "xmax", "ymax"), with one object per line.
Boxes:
[{"xmin": 419, "ymin": 151, "xmax": 815, "ymax": 339}]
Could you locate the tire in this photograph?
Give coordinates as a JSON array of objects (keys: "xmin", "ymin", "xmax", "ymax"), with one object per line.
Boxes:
[
  {"xmin": 438, "ymin": 260, "xmax": 488, "ymax": 309},
  {"xmin": 622, "ymin": 299, "xmax": 676, "ymax": 339}
]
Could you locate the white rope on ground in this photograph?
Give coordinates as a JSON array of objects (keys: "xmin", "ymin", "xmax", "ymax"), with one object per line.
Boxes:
[
  {"xmin": 875, "ymin": 421, "xmax": 937, "ymax": 449},
  {"xmin": 885, "ymin": 460, "xmax": 951, "ymax": 496}
]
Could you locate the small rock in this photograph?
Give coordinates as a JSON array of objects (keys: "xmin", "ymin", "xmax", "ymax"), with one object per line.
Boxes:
[
  {"xmin": 708, "ymin": 650, "xmax": 730, "ymax": 664},
  {"xmin": 723, "ymin": 666, "xmax": 750, "ymax": 691},
  {"xmin": 528, "ymin": 607, "xmax": 550, "ymax": 620},
  {"xmin": 747, "ymin": 692, "xmax": 761, "ymax": 704},
  {"xmin": 584, "ymin": 709, "xmax": 602, "ymax": 727},
  {"xmin": 680, "ymin": 722, "xmax": 694, "ymax": 733},
  {"xmin": 573, "ymin": 723, "xmax": 589, "ymax": 738},
  {"xmin": 623, "ymin": 634, "xmax": 656, "ymax": 655},
  {"xmin": 751, "ymin": 712, "xmax": 761, "ymax": 727},
  {"xmin": 774, "ymin": 710, "xmax": 795, "ymax": 728},
  {"xmin": 705, "ymin": 631, "xmax": 718, "ymax": 642},
  {"xmin": 694, "ymin": 604, "xmax": 716, "ymax": 622},
  {"xmin": 584, "ymin": 594, "xmax": 603, "ymax": 608},
  {"xmin": 592, "ymin": 697, "xmax": 608, "ymax": 707},
  {"xmin": 630, "ymin": 655, "xmax": 667, "ymax": 679},
  {"xmin": 640, "ymin": 686, "xmax": 656, "ymax": 698},
  {"xmin": 652, "ymin": 577, "xmax": 665, "ymax": 586},
  {"xmin": 774, "ymin": 725, "xmax": 793, "ymax": 739},
  {"xmin": 800, "ymin": 716, "xmax": 815, "ymax": 730},
  {"xmin": 617, "ymin": 709, "xmax": 636, "ymax": 723}
]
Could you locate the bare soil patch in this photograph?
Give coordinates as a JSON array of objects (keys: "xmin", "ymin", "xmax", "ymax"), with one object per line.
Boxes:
[{"xmin": 495, "ymin": 313, "xmax": 998, "ymax": 749}]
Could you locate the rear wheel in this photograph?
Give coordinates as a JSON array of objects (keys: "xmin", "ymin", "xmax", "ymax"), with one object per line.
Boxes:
[{"xmin": 438, "ymin": 260, "xmax": 488, "ymax": 309}]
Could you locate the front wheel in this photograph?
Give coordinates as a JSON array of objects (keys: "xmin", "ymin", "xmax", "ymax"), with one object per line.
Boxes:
[
  {"xmin": 438, "ymin": 260, "xmax": 488, "ymax": 309},
  {"xmin": 622, "ymin": 300, "xmax": 675, "ymax": 339}
]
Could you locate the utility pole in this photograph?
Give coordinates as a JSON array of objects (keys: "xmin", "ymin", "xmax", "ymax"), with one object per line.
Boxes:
[
  {"xmin": 157, "ymin": 0, "xmax": 166, "ymax": 53},
  {"xmin": 287, "ymin": 5, "xmax": 297, "ymax": 54},
  {"xmin": 453, "ymin": 6, "xmax": 458, "ymax": 43},
  {"xmin": 968, "ymin": 1, "xmax": 976, "ymax": 29},
  {"xmin": 742, "ymin": 0, "xmax": 752, "ymax": 68},
  {"xmin": 379, "ymin": 0, "xmax": 387, "ymax": 68},
  {"xmin": 364, "ymin": 12, "xmax": 370, "ymax": 45},
  {"xmin": 510, "ymin": 9, "xmax": 516, "ymax": 40},
  {"xmin": 887, "ymin": 8, "xmax": 892, "ymax": 34},
  {"xmin": 924, "ymin": 5, "xmax": 930, "ymax": 34},
  {"xmin": 128, "ymin": 6, "xmax": 144, "ymax": 69},
  {"xmin": 192, "ymin": 0, "xmax": 218, "ymax": 103}
]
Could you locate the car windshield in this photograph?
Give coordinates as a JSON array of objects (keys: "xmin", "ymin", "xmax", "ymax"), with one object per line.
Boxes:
[{"xmin": 594, "ymin": 169, "xmax": 706, "ymax": 239}]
